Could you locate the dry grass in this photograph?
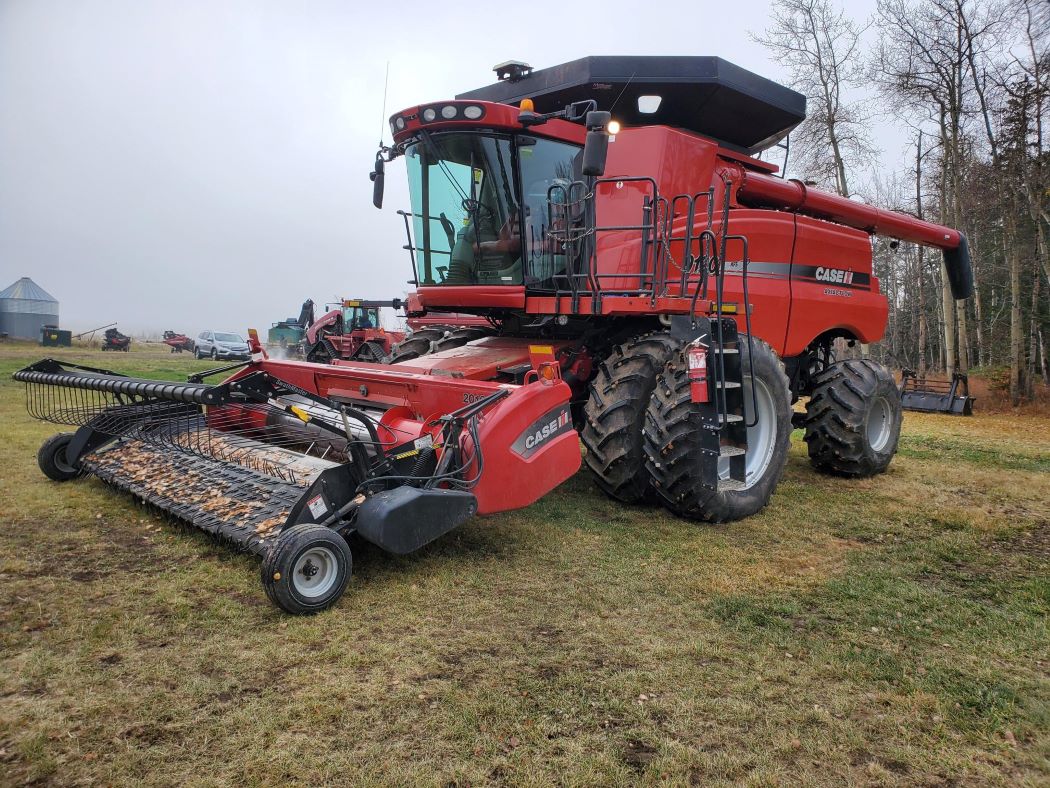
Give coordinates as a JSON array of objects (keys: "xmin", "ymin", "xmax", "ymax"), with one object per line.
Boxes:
[{"xmin": 0, "ymin": 343, "xmax": 1047, "ymax": 786}]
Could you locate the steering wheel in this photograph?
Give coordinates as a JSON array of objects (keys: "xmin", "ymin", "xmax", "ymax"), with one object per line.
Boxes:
[{"xmin": 461, "ymin": 198, "xmax": 494, "ymax": 220}]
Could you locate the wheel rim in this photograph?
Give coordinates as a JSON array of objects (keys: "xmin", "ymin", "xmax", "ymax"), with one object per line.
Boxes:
[
  {"xmin": 717, "ymin": 376, "xmax": 777, "ymax": 491},
  {"xmin": 54, "ymin": 444, "xmax": 77, "ymax": 475},
  {"xmin": 292, "ymin": 546, "xmax": 339, "ymax": 599},
  {"xmin": 866, "ymin": 396, "xmax": 893, "ymax": 452}
]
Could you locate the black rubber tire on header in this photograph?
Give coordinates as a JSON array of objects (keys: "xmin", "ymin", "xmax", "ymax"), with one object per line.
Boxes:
[
  {"xmin": 804, "ymin": 360, "xmax": 903, "ymax": 477},
  {"xmin": 261, "ymin": 524, "xmax": 353, "ymax": 615},
  {"xmin": 38, "ymin": 433, "xmax": 82, "ymax": 482},
  {"xmin": 581, "ymin": 332, "xmax": 680, "ymax": 503},
  {"xmin": 643, "ymin": 337, "xmax": 792, "ymax": 522}
]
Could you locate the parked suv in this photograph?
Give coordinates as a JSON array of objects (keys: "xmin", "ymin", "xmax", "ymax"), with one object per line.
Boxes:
[{"xmin": 194, "ymin": 330, "xmax": 250, "ymax": 361}]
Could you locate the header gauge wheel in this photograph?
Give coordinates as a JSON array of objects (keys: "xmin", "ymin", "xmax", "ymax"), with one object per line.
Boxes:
[{"xmin": 262, "ymin": 524, "xmax": 352, "ymax": 615}]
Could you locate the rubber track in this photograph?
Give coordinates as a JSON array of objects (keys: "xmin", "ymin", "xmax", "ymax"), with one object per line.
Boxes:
[{"xmin": 581, "ymin": 332, "xmax": 679, "ymax": 503}]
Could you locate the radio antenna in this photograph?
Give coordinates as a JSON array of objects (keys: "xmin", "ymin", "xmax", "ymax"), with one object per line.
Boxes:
[{"xmin": 378, "ymin": 61, "xmax": 390, "ymax": 146}]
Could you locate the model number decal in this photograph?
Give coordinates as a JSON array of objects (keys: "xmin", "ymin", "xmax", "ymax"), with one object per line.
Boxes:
[{"xmin": 462, "ymin": 392, "xmax": 488, "ymax": 405}]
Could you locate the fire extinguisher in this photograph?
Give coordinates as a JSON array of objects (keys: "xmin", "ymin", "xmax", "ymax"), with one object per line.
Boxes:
[{"xmin": 687, "ymin": 343, "xmax": 710, "ymax": 404}]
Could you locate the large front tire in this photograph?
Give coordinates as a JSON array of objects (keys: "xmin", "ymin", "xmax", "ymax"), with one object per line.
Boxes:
[
  {"xmin": 261, "ymin": 524, "xmax": 352, "ymax": 615},
  {"xmin": 581, "ymin": 333, "xmax": 680, "ymax": 503},
  {"xmin": 644, "ymin": 337, "xmax": 792, "ymax": 522},
  {"xmin": 803, "ymin": 360, "xmax": 902, "ymax": 477}
]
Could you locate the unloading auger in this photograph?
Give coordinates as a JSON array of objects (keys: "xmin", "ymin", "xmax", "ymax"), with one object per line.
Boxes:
[{"xmin": 15, "ymin": 335, "xmax": 580, "ymax": 613}]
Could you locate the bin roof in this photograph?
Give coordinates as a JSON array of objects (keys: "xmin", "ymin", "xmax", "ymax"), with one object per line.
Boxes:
[{"xmin": 0, "ymin": 277, "xmax": 58, "ymax": 303}]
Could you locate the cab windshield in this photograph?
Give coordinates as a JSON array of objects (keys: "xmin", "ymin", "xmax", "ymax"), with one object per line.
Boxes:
[
  {"xmin": 344, "ymin": 306, "xmax": 379, "ymax": 329},
  {"xmin": 404, "ymin": 132, "xmax": 582, "ymax": 288}
]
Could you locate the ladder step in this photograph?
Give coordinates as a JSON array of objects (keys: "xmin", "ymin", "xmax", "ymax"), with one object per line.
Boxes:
[
  {"xmin": 718, "ymin": 413, "xmax": 744, "ymax": 424},
  {"xmin": 712, "ymin": 347, "xmax": 739, "ymax": 354},
  {"xmin": 719, "ymin": 382, "xmax": 741, "ymax": 389},
  {"xmin": 718, "ymin": 445, "xmax": 746, "ymax": 457},
  {"xmin": 717, "ymin": 478, "xmax": 747, "ymax": 492}
]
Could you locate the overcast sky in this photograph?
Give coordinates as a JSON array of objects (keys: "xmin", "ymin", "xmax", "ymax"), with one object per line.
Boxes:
[{"xmin": 0, "ymin": 0, "xmax": 890, "ymax": 334}]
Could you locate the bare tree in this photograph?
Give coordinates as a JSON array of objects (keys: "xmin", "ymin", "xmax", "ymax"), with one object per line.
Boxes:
[
  {"xmin": 875, "ymin": 0, "xmax": 1003, "ymax": 378},
  {"xmin": 752, "ymin": 0, "xmax": 874, "ymax": 196}
]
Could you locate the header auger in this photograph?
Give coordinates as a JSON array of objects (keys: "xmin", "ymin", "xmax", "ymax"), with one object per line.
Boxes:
[{"xmin": 16, "ymin": 56, "xmax": 972, "ymax": 613}]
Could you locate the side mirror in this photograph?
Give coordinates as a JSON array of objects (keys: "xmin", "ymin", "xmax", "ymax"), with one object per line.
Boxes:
[
  {"xmin": 370, "ymin": 156, "xmax": 385, "ymax": 209},
  {"xmin": 581, "ymin": 111, "xmax": 611, "ymax": 177}
]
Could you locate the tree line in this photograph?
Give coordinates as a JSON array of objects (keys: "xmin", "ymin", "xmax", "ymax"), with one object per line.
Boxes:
[{"xmin": 753, "ymin": 0, "xmax": 1048, "ymax": 404}]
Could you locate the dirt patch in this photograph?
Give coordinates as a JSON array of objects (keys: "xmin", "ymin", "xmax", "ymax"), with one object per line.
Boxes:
[
  {"xmin": 994, "ymin": 522, "xmax": 1050, "ymax": 561},
  {"xmin": 623, "ymin": 739, "xmax": 658, "ymax": 772}
]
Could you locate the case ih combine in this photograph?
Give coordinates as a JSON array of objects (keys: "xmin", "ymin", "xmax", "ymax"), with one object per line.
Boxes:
[{"xmin": 15, "ymin": 56, "xmax": 972, "ymax": 613}]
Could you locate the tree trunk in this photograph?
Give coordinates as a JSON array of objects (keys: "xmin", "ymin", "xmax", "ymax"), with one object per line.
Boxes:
[
  {"xmin": 1028, "ymin": 275, "xmax": 1040, "ymax": 398},
  {"xmin": 1039, "ymin": 328, "xmax": 1049, "ymax": 387},
  {"xmin": 956, "ymin": 300, "xmax": 970, "ymax": 373},
  {"xmin": 941, "ymin": 265, "xmax": 957, "ymax": 376},
  {"xmin": 1008, "ymin": 216, "xmax": 1024, "ymax": 405},
  {"xmin": 918, "ymin": 247, "xmax": 928, "ymax": 378}
]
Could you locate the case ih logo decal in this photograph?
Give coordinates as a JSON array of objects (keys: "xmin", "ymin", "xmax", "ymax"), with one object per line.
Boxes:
[
  {"xmin": 794, "ymin": 264, "xmax": 871, "ymax": 289},
  {"xmin": 512, "ymin": 406, "xmax": 573, "ymax": 458},
  {"xmin": 720, "ymin": 261, "xmax": 870, "ymax": 289},
  {"xmin": 814, "ymin": 266, "xmax": 855, "ymax": 285}
]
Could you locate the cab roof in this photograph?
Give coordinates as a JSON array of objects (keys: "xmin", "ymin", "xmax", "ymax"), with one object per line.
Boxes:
[{"xmin": 457, "ymin": 55, "xmax": 806, "ymax": 155}]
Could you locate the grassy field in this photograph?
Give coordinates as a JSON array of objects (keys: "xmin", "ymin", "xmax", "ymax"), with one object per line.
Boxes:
[{"xmin": 0, "ymin": 342, "xmax": 1047, "ymax": 786}]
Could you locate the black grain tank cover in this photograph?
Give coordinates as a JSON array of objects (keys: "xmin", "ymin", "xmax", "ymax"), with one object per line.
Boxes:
[{"xmin": 457, "ymin": 56, "xmax": 806, "ymax": 155}]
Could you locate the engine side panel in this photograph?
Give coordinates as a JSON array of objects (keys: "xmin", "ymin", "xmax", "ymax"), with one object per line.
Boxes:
[{"xmin": 785, "ymin": 216, "xmax": 887, "ymax": 356}]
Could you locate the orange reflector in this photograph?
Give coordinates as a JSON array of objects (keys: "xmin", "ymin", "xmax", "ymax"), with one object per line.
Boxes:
[
  {"xmin": 529, "ymin": 344, "xmax": 554, "ymax": 355},
  {"xmin": 520, "ymin": 98, "xmax": 535, "ymax": 112}
]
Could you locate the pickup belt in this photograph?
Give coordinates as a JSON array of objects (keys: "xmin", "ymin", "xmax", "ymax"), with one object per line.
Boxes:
[{"xmin": 81, "ymin": 438, "xmax": 333, "ymax": 555}]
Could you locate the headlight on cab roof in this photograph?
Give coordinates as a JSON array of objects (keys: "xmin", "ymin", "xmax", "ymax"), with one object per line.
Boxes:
[{"xmin": 418, "ymin": 103, "xmax": 486, "ymax": 124}]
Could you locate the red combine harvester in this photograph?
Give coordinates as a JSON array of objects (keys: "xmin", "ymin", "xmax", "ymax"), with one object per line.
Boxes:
[
  {"xmin": 14, "ymin": 56, "xmax": 971, "ymax": 613},
  {"xmin": 366, "ymin": 56, "xmax": 971, "ymax": 519}
]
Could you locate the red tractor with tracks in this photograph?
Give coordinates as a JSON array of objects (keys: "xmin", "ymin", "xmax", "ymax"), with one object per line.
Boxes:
[
  {"xmin": 16, "ymin": 56, "xmax": 971, "ymax": 613},
  {"xmin": 301, "ymin": 298, "xmax": 406, "ymax": 363}
]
